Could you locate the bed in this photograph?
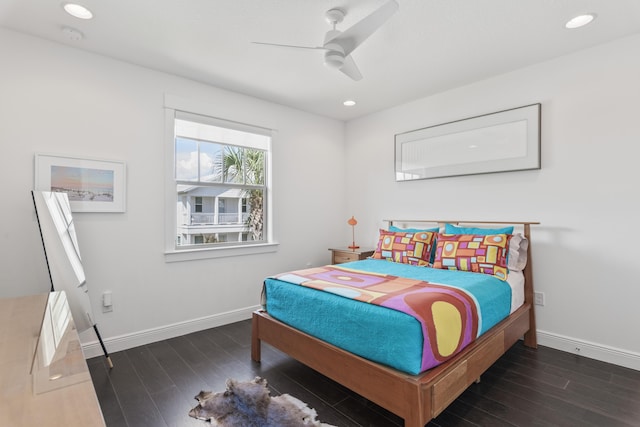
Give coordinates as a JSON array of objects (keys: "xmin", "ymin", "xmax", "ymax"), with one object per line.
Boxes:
[{"xmin": 252, "ymin": 220, "xmax": 538, "ymax": 427}]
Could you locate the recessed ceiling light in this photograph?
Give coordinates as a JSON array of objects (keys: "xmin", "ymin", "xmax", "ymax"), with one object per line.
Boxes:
[
  {"xmin": 63, "ymin": 3, "xmax": 93, "ymax": 20},
  {"xmin": 343, "ymin": 100, "xmax": 356, "ymax": 107},
  {"xmin": 565, "ymin": 13, "xmax": 596, "ymax": 29}
]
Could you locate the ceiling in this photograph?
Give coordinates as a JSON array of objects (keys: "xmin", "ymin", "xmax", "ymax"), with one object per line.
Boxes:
[{"xmin": 1, "ymin": 0, "xmax": 640, "ymax": 121}]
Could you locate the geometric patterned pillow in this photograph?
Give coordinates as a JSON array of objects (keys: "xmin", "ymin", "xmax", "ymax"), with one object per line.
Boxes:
[
  {"xmin": 432, "ymin": 233, "xmax": 512, "ymax": 280},
  {"xmin": 371, "ymin": 229, "xmax": 437, "ymax": 266}
]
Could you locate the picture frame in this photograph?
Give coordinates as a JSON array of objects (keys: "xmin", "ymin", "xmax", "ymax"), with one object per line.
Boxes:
[
  {"xmin": 34, "ymin": 153, "xmax": 126, "ymax": 212},
  {"xmin": 395, "ymin": 103, "xmax": 541, "ymax": 181}
]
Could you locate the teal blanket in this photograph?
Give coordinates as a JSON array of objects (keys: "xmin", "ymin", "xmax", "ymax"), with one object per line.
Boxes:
[{"xmin": 264, "ymin": 259, "xmax": 511, "ymax": 374}]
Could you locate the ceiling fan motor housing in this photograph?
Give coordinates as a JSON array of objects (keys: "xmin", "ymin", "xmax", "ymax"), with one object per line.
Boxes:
[
  {"xmin": 324, "ymin": 51, "xmax": 345, "ymax": 68},
  {"xmin": 323, "ymin": 42, "xmax": 345, "ymax": 69}
]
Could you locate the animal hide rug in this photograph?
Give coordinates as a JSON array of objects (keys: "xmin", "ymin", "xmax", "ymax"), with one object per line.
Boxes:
[{"xmin": 189, "ymin": 377, "xmax": 336, "ymax": 427}]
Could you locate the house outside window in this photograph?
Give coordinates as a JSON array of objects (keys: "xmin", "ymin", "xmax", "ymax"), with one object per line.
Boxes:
[{"xmin": 170, "ymin": 111, "xmax": 270, "ymax": 250}]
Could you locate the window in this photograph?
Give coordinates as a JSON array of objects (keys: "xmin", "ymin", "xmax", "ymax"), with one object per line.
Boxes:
[{"xmin": 168, "ymin": 110, "xmax": 271, "ymax": 253}]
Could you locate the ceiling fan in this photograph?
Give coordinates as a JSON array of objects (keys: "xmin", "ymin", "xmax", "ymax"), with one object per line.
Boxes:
[{"xmin": 252, "ymin": 0, "xmax": 399, "ymax": 81}]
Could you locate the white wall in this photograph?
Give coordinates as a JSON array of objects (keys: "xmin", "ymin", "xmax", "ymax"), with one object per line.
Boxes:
[
  {"xmin": 0, "ymin": 28, "xmax": 346, "ymax": 351},
  {"xmin": 344, "ymin": 34, "xmax": 640, "ymax": 369},
  {"xmin": 3, "ymin": 26, "xmax": 639, "ymax": 370}
]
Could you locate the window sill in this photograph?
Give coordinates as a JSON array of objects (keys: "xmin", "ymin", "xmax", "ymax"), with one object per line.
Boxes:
[{"xmin": 164, "ymin": 242, "xmax": 279, "ymax": 263}]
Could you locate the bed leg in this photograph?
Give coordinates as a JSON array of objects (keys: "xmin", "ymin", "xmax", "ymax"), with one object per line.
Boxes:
[
  {"xmin": 524, "ymin": 328, "xmax": 538, "ymax": 348},
  {"xmin": 251, "ymin": 312, "xmax": 261, "ymax": 362}
]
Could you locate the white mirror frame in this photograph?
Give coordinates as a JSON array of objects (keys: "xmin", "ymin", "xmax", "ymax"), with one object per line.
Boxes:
[{"xmin": 395, "ymin": 104, "xmax": 541, "ymax": 181}]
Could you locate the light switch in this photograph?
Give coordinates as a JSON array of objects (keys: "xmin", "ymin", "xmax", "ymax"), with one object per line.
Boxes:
[{"xmin": 103, "ymin": 291, "xmax": 112, "ymax": 307}]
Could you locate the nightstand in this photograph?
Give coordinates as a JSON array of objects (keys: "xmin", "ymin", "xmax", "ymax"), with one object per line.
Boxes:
[{"xmin": 329, "ymin": 247, "xmax": 375, "ymax": 264}]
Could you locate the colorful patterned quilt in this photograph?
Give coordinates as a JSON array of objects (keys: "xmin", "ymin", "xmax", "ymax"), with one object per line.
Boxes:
[{"xmin": 274, "ymin": 264, "xmax": 480, "ymax": 372}]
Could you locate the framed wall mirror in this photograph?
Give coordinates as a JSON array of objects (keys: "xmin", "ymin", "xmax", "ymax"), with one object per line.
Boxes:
[{"xmin": 395, "ymin": 104, "xmax": 541, "ymax": 181}]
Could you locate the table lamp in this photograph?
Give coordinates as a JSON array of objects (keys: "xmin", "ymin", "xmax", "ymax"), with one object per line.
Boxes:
[{"xmin": 348, "ymin": 216, "xmax": 359, "ymax": 249}]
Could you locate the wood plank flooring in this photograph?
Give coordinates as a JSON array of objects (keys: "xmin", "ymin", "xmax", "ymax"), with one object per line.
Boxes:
[{"xmin": 87, "ymin": 320, "xmax": 640, "ymax": 427}]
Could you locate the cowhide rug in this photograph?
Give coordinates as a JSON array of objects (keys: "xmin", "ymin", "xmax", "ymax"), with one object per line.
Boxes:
[{"xmin": 189, "ymin": 377, "xmax": 336, "ymax": 427}]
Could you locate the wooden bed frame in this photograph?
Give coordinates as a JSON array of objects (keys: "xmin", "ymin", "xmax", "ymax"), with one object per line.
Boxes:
[{"xmin": 252, "ymin": 220, "xmax": 538, "ymax": 427}]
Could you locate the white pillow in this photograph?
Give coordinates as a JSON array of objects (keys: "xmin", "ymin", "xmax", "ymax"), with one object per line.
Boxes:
[{"xmin": 508, "ymin": 233, "xmax": 529, "ymax": 271}]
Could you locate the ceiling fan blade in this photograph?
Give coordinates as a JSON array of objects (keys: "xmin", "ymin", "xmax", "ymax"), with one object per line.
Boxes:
[
  {"xmin": 251, "ymin": 41, "xmax": 325, "ymax": 51},
  {"xmin": 340, "ymin": 55, "xmax": 363, "ymax": 81},
  {"xmin": 328, "ymin": 0, "xmax": 399, "ymax": 56}
]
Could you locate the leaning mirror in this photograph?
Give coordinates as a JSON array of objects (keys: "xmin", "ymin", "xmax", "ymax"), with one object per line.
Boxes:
[{"xmin": 31, "ymin": 291, "xmax": 92, "ymax": 394}]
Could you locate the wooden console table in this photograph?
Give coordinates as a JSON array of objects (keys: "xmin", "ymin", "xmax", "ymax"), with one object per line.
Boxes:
[{"xmin": 0, "ymin": 293, "xmax": 105, "ymax": 426}]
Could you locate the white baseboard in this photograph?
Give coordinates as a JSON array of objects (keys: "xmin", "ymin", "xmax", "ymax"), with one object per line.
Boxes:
[
  {"xmin": 537, "ymin": 329, "xmax": 640, "ymax": 371},
  {"xmin": 82, "ymin": 305, "xmax": 261, "ymax": 359},
  {"xmin": 82, "ymin": 314, "xmax": 640, "ymax": 373}
]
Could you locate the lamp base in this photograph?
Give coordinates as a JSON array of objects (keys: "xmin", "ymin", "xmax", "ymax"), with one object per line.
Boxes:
[{"xmin": 348, "ymin": 245, "xmax": 360, "ymax": 250}]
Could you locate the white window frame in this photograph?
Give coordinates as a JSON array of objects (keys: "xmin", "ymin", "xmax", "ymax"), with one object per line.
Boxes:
[{"xmin": 163, "ymin": 94, "xmax": 278, "ymax": 262}]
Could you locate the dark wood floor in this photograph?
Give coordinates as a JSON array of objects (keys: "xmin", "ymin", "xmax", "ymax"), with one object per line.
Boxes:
[{"xmin": 88, "ymin": 320, "xmax": 640, "ymax": 427}]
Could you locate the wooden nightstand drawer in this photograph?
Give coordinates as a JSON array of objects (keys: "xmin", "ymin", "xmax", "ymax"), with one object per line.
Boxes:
[
  {"xmin": 333, "ymin": 251, "xmax": 360, "ymax": 264},
  {"xmin": 329, "ymin": 247, "xmax": 375, "ymax": 265}
]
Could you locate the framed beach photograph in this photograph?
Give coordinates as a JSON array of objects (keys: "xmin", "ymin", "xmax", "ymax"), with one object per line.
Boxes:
[{"xmin": 34, "ymin": 154, "xmax": 126, "ymax": 212}]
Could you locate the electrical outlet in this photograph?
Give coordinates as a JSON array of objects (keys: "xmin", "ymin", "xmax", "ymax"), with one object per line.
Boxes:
[{"xmin": 534, "ymin": 291, "xmax": 545, "ymax": 306}]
